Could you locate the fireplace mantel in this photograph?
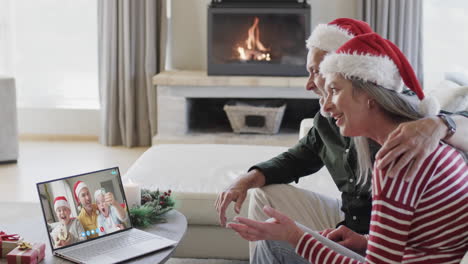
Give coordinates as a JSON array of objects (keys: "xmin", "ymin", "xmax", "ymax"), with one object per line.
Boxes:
[
  {"xmin": 152, "ymin": 70, "xmax": 318, "ymax": 146},
  {"xmin": 153, "ymin": 70, "xmax": 309, "ymax": 88}
]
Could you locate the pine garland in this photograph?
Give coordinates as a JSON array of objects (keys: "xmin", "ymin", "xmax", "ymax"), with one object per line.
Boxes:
[{"xmin": 129, "ymin": 189, "xmax": 175, "ymax": 228}]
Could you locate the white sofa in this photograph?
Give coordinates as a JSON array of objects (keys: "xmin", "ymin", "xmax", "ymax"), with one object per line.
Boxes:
[{"xmin": 125, "ymin": 144, "xmax": 339, "ymax": 260}]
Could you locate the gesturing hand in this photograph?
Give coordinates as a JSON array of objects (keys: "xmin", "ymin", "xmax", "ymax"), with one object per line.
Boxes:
[
  {"xmin": 215, "ymin": 170, "xmax": 266, "ymax": 227},
  {"xmin": 227, "ymin": 206, "xmax": 304, "ymax": 247},
  {"xmin": 105, "ymin": 192, "xmax": 116, "ymax": 206},
  {"xmin": 326, "ymin": 226, "xmax": 368, "ymax": 256},
  {"xmin": 376, "ymin": 117, "xmax": 445, "ymax": 180},
  {"xmin": 215, "ymin": 177, "xmax": 250, "ymax": 227}
]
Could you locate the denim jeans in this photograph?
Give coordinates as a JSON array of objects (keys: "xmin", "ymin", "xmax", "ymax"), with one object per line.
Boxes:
[
  {"xmin": 252, "ymin": 239, "xmax": 310, "ymax": 264},
  {"xmin": 252, "ymin": 222, "xmax": 366, "ymax": 264}
]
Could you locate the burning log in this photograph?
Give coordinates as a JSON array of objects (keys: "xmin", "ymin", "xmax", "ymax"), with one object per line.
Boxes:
[{"xmin": 236, "ymin": 17, "xmax": 271, "ymax": 62}]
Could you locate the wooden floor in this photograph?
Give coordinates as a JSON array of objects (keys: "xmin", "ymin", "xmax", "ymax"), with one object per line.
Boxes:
[{"xmin": 0, "ymin": 139, "xmax": 148, "ymax": 203}]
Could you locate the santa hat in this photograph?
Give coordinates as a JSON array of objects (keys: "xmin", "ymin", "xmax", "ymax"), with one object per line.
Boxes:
[
  {"xmin": 54, "ymin": 196, "xmax": 70, "ymax": 211},
  {"xmin": 73, "ymin": 180, "xmax": 88, "ymax": 204},
  {"xmin": 320, "ymin": 33, "xmax": 439, "ymax": 116},
  {"xmin": 306, "ymin": 18, "xmax": 374, "ymax": 52}
]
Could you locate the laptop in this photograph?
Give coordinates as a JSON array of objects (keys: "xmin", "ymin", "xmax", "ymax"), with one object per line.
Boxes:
[{"xmin": 36, "ymin": 167, "xmax": 177, "ymax": 264}]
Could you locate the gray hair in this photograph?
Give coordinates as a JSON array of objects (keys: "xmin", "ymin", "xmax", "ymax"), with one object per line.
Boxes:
[
  {"xmin": 348, "ymin": 77, "xmax": 423, "ymax": 189},
  {"xmin": 94, "ymin": 188, "xmax": 106, "ymax": 201}
]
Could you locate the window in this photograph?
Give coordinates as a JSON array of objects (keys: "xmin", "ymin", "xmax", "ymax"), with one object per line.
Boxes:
[
  {"xmin": 423, "ymin": 0, "xmax": 468, "ymax": 88},
  {"xmin": 0, "ymin": 0, "xmax": 99, "ymax": 109}
]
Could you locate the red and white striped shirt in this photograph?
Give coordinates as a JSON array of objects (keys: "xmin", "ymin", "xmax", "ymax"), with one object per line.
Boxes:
[{"xmin": 296, "ymin": 143, "xmax": 468, "ymax": 264}]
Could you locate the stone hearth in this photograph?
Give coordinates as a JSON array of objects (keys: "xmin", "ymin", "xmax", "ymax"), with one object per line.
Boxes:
[{"xmin": 152, "ymin": 70, "xmax": 318, "ymax": 146}]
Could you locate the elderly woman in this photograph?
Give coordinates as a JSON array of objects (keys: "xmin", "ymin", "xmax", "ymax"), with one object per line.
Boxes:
[
  {"xmin": 228, "ymin": 33, "xmax": 467, "ymax": 264},
  {"xmin": 94, "ymin": 189, "xmax": 128, "ymax": 235}
]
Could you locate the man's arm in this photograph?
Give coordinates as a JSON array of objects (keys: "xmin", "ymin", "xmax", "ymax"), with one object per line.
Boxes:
[
  {"xmin": 252, "ymin": 115, "xmax": 326, "ymax": 185},
  {"xmin": 376, "ymin": 113, "xmax": 468, "ymax": 178},
  {"xmin": 215, "ymin": 169, "xmax": 266, "ymax": 227},
  {"xmin": 105, "ymin": 192, "xmax": 126, "ymax": 221},
  {"xmin": 215, "ymin": 114, "xmax": 327, "ymax": 227}
]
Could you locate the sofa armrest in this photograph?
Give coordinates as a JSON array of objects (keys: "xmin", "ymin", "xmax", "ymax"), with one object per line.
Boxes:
[
  {"xmin": 427, "ymin": 80, "xmax": 468, "ymax": 113},
  {"xmin": 299, "ymin": 118, "xmax": 314, "ymax": 139},
  {"xmin": 444, "ymin": 72, "xmax": 468, "ymax": 86}
]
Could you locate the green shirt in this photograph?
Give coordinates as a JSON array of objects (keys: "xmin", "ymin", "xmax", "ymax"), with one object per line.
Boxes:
[{"xmin": 251, "ymin": 112, "xmax": 378, "ymax": 234}]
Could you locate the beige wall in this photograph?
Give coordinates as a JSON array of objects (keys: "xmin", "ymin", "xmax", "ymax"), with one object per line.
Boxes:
[{"xmin": 168, "ymin": 0, "xmax": 360, "ymax": 71}]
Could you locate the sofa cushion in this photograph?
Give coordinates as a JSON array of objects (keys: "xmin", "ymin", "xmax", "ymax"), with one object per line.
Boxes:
[
  {"xmin": 427, "ymin": 80, "xmax": 468, "ymax": 112},
  {"xmin": 124, "ymin": 144, "xmax": 340, "ymax": 225},
  {"xmin": 444, "ymin": 71, "xmax": 468, "ymax": 86}
]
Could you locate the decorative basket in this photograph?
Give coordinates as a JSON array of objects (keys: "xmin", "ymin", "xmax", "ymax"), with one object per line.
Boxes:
[{"xmin": 223, "ymin": 100, "xmax": 287, "ymax": 134}]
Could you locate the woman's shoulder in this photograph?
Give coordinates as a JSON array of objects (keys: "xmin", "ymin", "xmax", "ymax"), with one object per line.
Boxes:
[
  {"xmin": 372, "ymin": 143, "xmax": 466, "ymax": 203},
  {"xmin": 424, "ymin": 143, "xmax": 466, "ymax": 170},
  {"xmin": 389, "ymin": 143, "xmax": 464, "ymax": 178}
]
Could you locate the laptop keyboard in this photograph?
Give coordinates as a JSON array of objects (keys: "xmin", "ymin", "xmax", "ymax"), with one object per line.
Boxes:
[{"xmin": 61, "ymin": 230, "xmax": 158, "ymax": 261}]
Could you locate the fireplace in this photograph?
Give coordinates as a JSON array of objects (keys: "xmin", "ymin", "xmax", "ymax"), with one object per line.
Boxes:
[{"xmin": 207, "ymin": 0, "xmax": 310, "ymax": 76}]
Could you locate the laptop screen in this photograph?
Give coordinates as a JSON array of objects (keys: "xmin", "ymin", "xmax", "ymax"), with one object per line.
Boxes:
[{"xmin": 37, "ymin": 167, "xmax": 132, "ymax": 250}]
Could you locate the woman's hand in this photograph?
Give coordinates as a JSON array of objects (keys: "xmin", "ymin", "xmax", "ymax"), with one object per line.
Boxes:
[
  {"xmin": 105, "ymin": 192, "xmax": 117, "ymax": 206},
  {"xmin": 227, "ymin": 206, "xmax": 304, "ymax": 247},
  {"xmin": 326, "ymin": 225, "xmax": 368, "ymax": 256}
]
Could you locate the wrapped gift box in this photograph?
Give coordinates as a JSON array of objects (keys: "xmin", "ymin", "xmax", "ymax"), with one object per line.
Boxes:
[
  {"xmin": 6, "ymin": 243, "xmax": 45, "ymax": 264},
  {"xmin": 1, "ymin": 241, "xmax": 19, "ymax": 258},
  {"xmin": 1, "ymin": 232, "xmax": 22, "ymax": 258}
]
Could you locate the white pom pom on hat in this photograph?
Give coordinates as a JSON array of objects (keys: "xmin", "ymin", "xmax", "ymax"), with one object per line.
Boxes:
[
  {"xmin": 320, "ymin": 33, "xmax": 440, "ymax": 116},
  {"xmin": 306, "ymin": 18, "xmax": 374, "ymax": 52}
]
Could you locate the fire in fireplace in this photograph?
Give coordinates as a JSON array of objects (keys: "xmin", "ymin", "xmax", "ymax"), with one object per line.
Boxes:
[
  {"xmin": 208, "ymin": 0, "xmax": 310, "ymax": 76},
  {"xmin": 236, "ymin": 17, "xmax": 272, "ymax": 62}
]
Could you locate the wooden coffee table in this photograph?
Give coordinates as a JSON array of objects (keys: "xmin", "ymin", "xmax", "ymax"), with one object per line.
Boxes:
[{"xmin": 0, "ymin": 202, "xmax": 187, "ymax": 264}]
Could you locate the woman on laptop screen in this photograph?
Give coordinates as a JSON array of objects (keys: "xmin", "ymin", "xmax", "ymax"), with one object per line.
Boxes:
[{"xmin": 95, "ymin": 188, "xmax": 129, "ymax": 235}]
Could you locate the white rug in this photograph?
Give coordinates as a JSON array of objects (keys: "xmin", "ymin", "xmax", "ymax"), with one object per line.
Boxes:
[{"xmin": 166, "ymin": 258, "xmax": 248, "ymax": 264}]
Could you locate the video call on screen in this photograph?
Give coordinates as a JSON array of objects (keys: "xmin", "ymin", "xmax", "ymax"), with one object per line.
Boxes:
[{"xmin": 38, "ymin": 168, "xmax": 131, "ymax": 249}]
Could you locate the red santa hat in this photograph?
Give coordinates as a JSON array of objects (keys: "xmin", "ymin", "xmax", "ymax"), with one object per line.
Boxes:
[
  {"xmin": 320, "ymin": 33, "xmax": 439, "ymax": 116},
  {"xmin": 54, "ymin": 196, "xmax": 70, "ymax": 211},
  {"xmin": 306, "ymin": 18, "xmax": 374, "ymax": 52},
  {"xmin": 73, "ymin": 180, "xmax": 88, "ymax": 204}
]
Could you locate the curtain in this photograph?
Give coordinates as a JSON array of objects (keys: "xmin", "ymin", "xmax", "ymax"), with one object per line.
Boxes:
[
  {"xmin": 358, "ymin": 0, "xmax": 424, "ymax": 85},
  {"xmin": 98, "ymin": 0, "xmax": 166, "ymax": 147},
  {"xmin": 0, "ymin": 0, "xmax": 13, "ymax": 76}
]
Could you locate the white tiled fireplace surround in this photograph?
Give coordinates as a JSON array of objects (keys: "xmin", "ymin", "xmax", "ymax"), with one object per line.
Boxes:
[{"xmin": 152, "ymin": 70, "xmax": 318, "ymax": 146}]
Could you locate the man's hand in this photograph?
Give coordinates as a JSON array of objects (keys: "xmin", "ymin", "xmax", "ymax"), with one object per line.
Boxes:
[
  {"xmin": 326, "ymin": 226, "xmax": 368, "ymax": 256},
  {"xmin": 215, "ymin": 170, "xmax": 265, "ymax": 227},
  {"xmin": 376, "ymin": 117, "xmax": 446, "ymax": 179},
  {"xmin": 227, "ymin": 206, "xmax": 304, "ymax": 247}
]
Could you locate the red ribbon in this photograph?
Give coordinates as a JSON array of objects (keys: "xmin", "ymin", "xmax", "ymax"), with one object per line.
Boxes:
[{"xmin": 0, "ymin": 231, "xmax": 20, "ymax": 241}]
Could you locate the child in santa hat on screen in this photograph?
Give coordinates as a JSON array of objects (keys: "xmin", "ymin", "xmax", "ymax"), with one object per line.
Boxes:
[
  {"xmin": 94, "ymin": 188, "xmax": 129, "ymax": 235},
  {"xmin": 50, "ymin": 196, "xmax": 86, "ymax": 248}
]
